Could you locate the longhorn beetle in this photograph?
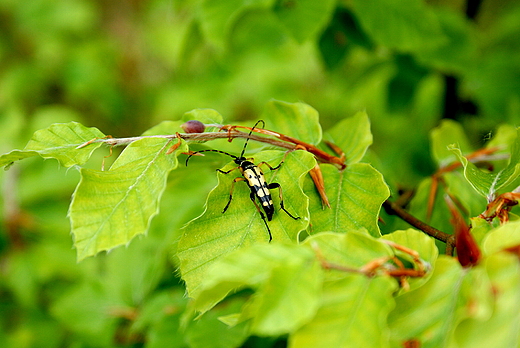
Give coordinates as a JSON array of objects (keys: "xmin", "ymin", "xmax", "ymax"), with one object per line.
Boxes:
[{"xmin": 185, "ymin": 120, "xmax": 300, "ymax": 242}]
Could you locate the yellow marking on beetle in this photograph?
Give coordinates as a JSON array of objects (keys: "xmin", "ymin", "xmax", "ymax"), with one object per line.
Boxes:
[{"xmin": 257, "ymin": 173, "xmax": 267, "ymax": 185}]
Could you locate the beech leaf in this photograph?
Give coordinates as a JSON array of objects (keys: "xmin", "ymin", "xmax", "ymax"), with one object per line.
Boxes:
[
  {"xmin": 304, "ymin": 163, "xmax": 389, "ymax": 237},
  {"xmin": 0, "ymin": 122, "xmax": 105, "ymax": 169},
  {"xmin": 70, "ymin": 137, "xmax": 186, "ymax": 260},
  {"xmin": 449, "ymin": 129, "xmax": 520, "ymax": 201},
  {"xmin": 178, "ymin": 150, "xmax": 316, "ymax": 297}
]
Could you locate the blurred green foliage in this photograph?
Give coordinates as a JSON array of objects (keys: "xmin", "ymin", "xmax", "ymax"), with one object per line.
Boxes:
[{"xmin": 1, "ymin": 0, "xmax": 520, "ymax": 347}]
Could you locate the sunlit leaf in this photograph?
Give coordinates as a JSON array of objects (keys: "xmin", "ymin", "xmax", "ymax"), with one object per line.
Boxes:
[
  {"xmin": 430, "ymin": 119, "xmax": 472, "ymax": 167},
  {"xmin": 0, "ymin": 122, "xmax": 105, "ymax": 169},
  {"xmin": 289, "ymin": 274, "xmax": 396, "ymax": 348},
  {"xmin": 191, "ymin": 243, "xmax": 321, "ymax": 336},
  {"xmin": 305, "ymin": 163, "xmax": 389, "ymax": 237},
  {"xmin": 248, "ymin": 257, "xmax": 321, "ymax": 336},
  {"xmin": 382, "ymin": 228, "xmax": 438, "ymax": 290},
  {"xmin": 453, "ymin": 252, "xmax": 520, "ymax": 348},
  {"xmin": 70, "ymin": 137, "xmax": 186, "ymax": 260},
  {"xmin": 182, "ymin": 108, "xmax": 224, "ymax": 125},
  {"xmin": 326, "ymin": 111, "xmax": 372, "ymax": 165},
  {"xmin": 261, "ymin": 100, "xmax": 322, "ymax": 145},
  {"xmin": 303, "ymin": 231, "xmax": 393, "ymax": 272},
  {"xmin": 482, "ymin": 219, "xmax": 520, "ymax": 256},
  {"xmin": 382, "ymin": 229, "xmax": 438, "ymax": 264},
  {"xmin": 486, "ymin": 124, "xmax": 518, "ymax": 152},
  {"xmin": 287, "ymin": 232, "xmax": 402, "ymax": 347},
  {"xmin": 443, "ymin": 172, "xmax": 487, "ymax": 218},
  {"xmin": 449, "ymin": 129, "xmax": 520, "ymax": 200},
  {"xmin": 178, "ymin": 150, "xmax": 315, "ymax": 297},
  {"xmin": 388, "ymin": 256, "xmax": 493, "ymax": 348}
]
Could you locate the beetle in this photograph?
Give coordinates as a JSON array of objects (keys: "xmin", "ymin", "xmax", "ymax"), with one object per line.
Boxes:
[{"xmin": 185, "ymin": 120, "xmax": 299, "ymax": 241}]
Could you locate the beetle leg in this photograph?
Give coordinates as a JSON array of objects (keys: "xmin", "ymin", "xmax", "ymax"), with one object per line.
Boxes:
[
  {"xmin": 222, "ymin": 177, "xmax": 245, "ymax": 213},
  {"xmin": 268, "ymin": 183, "xmax": 300, "ymax": 220},
  {"xmin": 247, "ymin": 191, "xmax": 272, "ymax": 242},
  {"xmin": 257, "ymin": 161, "xmax": 281, "ymax": 171},
  {"xmin": 217, "ymin": 166, "xmax": 239, "ymax": 175},
  {"xmin": 257, "ymin": 150, "xmax": 293, "ymax": 171}
]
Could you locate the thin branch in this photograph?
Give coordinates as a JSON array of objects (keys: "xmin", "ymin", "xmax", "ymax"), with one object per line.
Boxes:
[
  {"xmin": 382, "ymin": 199, "xmax": 452, "ymax": 244},
  {"xmin": 77, "ymin": 132, "xmax": 298, "ymax": 150},
  {"xmin": 220, "ymin": 124, "xmax": 346, "ymax": 169},
  {"xmin": 76, "ymin": 126, "xmax": 348, "ymax": 169}
]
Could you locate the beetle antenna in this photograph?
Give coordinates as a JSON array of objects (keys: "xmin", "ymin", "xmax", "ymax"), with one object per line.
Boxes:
[
  {"xmin": 185, "ymin": 149, "xmax": 237, "ymax": 166},
  {"xmin": 239, "ymin": 120, "xmax": 265, "ymax": 158}
]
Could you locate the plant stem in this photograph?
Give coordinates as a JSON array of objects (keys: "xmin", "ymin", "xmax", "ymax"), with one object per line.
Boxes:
[
  {"xmin": 77, "ymin": 128, "xmax": 347, "ymax": 168},
  {"xmin": 383, "ymin": 199, "xmax": 455, "ymax": 255}
]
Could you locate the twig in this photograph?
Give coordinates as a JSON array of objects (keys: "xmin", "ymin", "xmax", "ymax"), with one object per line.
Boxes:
[
  {"xmin": 77, "ymin": 124, "xmax": 348, "ymax": 170},
  {"xmin": 383, "ymin": 199, "xmax": 453, "ymax": 249},
  {"xmin": 220, "ymin": 124, "xmax": 346, "ymax": 169},
  {"xmin": 77, "ymin": 132, "xmax": 298, "ymax": 151}
]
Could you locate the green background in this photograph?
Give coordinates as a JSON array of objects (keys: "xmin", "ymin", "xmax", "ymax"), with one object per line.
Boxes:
[{"xmin": 1, "ymin": 0, "xmax": 520, "ymax": 347}]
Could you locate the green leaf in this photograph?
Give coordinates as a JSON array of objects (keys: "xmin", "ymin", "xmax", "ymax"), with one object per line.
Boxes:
[
  {"xmin": 274, "ymin": 0, "xmax": 336, "ymax": 43},
  {"xmin": 449, "ymin": 129, "xmax": 520, "ymax": 200},
  {"xmin": 444, "ymin": 172, "xmax": 488, "ymax": 218},
  {"xmin": 305, "ymin": 163, "xmax": 389, "ymax": 237},
  {"xmin": 453, "ymin": 252, "xmax": 520, "ymax": 348},
  {"xmin": 469, "ymin": 217, "xmax": 494, "ymax": 246},
  {"xmin": 182, "ymin": 108, "xmax": 224, "ymax": 125},
  {"xmin": 0, "ymin": 121, "xmax": 105, "ymax": 169},
  {"xmin": 486, "ymin": 124, "xmax": 518, "ymax": 152},
  {"xmin": 191, "ymin": 243, "xmax": 321, "ymax": 336},
  {"xmin": 261, "ymin": 100, "xmax": 322, "ymax": 145},
  {"xmin": 382, "ymin": 229, "xmax": 438, "ymax": 264},
  {"xmin": 288, "ymin": 232, "xmax": 416, "ymax": 347},
  {"xmin": 303, "ymin": 231, "xmax": 394, "ymax": 272},
  {"xmin": 248, "ymin": 258, "xmax": 321, "ymax": 336},
  {"xmin": 382, "ymin": 229, "xmax": 438, "ymax": 291},
  {"xmin": 289, "ymin": 275, "xmax": 397, "ymax": 348},
  {"xmin": 177, "ymin": 150, "xmax": 315, "ymax": 297},
  {"xmin": 388, "ymin": 256, "xmax": 493, "ymax": 348},
  {"xmin": 482, "ymin": 219, "xmax": 520, "ymax": 256},
  {"xmin": 430, "ymin": 119, "xmax": 472, "ymax": 167},
  {"xmin": 352, "ymin": 0, "xmax": 447, "ymax": 53},
  {"xmin": 326, "ymin": 111, "xmax": 372, "ymax": 165},
  {"xmin": 69, "ymin": 137, "xmax": 186, "ymax": 261}
]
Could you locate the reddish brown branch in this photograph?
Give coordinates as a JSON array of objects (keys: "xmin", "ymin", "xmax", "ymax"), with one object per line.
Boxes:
[
  {"xmin": 383, "ymin": 199, "xmax": 456, "ymax": 255},
  {"xmin": 220, "ymin": 124, "xmax": 346, "ymax": 169}
]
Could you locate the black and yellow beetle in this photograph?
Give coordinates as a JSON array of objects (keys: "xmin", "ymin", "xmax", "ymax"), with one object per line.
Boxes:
[{"xmin": 185, "ymin": 120, "xmax": 299, "ymax": 241}]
